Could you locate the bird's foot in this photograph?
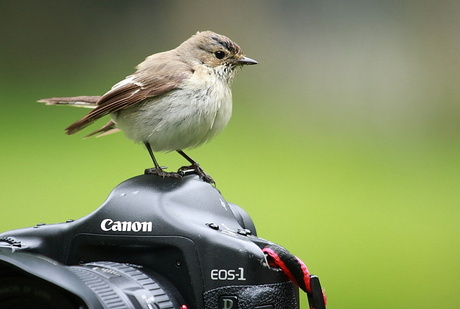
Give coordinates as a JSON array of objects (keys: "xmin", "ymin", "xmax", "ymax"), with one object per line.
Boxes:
[
  {"xmin": 178, "ymin": 164, "xmax": 215, "ymax": 185},
  {"xmin": 144, "ymin": 166, "xmax": 182, "ymax": 179}
]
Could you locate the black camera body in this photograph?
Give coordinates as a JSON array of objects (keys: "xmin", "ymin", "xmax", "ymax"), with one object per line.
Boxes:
[{"xmin": 0, "ymin": 174, "xmax": 299, "ymax": 308}]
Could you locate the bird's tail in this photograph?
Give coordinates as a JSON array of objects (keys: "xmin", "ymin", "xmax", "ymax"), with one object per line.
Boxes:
[
  {"xmin": 83, "ymin": 120, "xmax": 120, "ymax": 138},
  {"xmin": 38, "ymin": 96, "xmax": 120, "ymax": 137},
  {"xmin": 37, "ymin": 96, "xmax": 101, "ymax": 108}
]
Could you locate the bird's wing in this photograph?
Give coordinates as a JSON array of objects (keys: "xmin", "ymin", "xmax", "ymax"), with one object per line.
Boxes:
[{"xmin": 65, "ymin": 71, "xmax": 191, "ymax": 135}]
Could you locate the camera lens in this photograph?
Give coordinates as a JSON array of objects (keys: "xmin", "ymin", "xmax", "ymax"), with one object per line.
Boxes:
[
  {"xmin": 69, "ymin": 261, "xmax": 181, "ymax": 309},
  {"xmin": 0, "ymin": 276, "xmax": 85, "ymax": 309},
  {"xmin": 0, "ymin": 253, "xmax": 184, "ymax": 309}
]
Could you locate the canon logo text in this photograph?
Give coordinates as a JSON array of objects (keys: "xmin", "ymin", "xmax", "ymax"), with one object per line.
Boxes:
[{"xmin": 100, "ymin": 219, "xmax": 153, "ymax": 232}]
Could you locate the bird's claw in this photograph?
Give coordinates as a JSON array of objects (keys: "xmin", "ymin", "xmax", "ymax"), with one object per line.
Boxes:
[
  {"xmin": 144, "ymin": 164, "xmax": 215, "ymax": 185},
  {"xmin": 144, "ymin": 167, "xmax": 182, "ymax": 179},
  {"xmin": 178, "ymin": 164, "xmax": 215, "ymax": 185}
]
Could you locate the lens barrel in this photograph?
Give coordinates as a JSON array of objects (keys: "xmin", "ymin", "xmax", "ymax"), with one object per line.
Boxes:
[
  {"xmin": 0, "ymin": 251, "xmax": 183, "ymax": 309},
  {"xmin": 69, "ymin": 261, "xmax": 180, "ymax": 309}
]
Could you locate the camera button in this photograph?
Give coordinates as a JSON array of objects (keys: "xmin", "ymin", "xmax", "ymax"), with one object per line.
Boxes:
[
  {"xmin": 237, "ymin": 229, "xmax": 251, "ymax": 236},
  {"xmin": 207, "ymin": 222, "xmax": 220, "ymax": 230}
]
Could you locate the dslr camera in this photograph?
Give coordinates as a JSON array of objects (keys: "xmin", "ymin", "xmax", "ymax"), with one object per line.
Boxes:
[{"xmin": 0, "ymin": 174, "xmax": 324, "ymax": 309}]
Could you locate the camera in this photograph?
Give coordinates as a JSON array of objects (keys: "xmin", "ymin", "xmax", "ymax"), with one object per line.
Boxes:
[{"xmin": 0, "ymin": 174, "xmax": 321, "ymax": 309}]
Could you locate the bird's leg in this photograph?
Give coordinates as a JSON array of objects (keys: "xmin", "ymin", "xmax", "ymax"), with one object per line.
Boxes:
[
  {"xmin": 176, "ymin": 150, "xmax": 215, "ymax": 185},
  {"xmin": 144, "ymin": 142, "xmax": 181, "ymax": 179}
]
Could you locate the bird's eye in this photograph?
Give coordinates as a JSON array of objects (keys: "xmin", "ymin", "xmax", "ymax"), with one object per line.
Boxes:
[{"xmin": 214, "ymin": 51, "xmax": 226, "ymax": 59}]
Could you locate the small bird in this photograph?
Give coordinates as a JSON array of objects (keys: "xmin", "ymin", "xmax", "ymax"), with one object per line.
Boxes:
[{"xmin": 38, "ymin": 31, "xmax": 257, "ymax": 184}]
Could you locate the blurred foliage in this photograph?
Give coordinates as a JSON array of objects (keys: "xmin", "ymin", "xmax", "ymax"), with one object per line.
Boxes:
[{"xmin": 1, "ymin": 1, "xmax": 459, "ymax": 308}]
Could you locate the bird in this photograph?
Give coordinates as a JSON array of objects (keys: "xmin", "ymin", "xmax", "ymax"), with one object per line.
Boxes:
[{"xmin": 38, "ymin": 31, "xmax": 257, "ymax": 184}]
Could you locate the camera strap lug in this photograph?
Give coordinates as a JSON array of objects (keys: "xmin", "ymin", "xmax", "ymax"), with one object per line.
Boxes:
[
  {"xmin": 307, "ymin": 275, "xmax": 326, "ymax": 309},
  {"xmin": 262, "ymin": 244, "xmax": 327, "ymax": 309}
]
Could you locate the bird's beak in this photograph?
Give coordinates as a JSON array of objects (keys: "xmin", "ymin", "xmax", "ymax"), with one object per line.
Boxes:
[{"xmin": 237, "ymin": 56, "xmax": 258, "ymax": 65}]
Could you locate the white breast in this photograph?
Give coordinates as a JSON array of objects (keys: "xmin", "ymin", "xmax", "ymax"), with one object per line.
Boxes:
[{"xmin": 112, "ymin": 70, "xmax": 233, "ymax": 152}]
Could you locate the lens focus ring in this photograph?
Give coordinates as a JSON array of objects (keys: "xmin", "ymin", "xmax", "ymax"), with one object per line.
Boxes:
[{"xmin": 69, "ymin": 261, "xmax": 176, "ymax": 309}]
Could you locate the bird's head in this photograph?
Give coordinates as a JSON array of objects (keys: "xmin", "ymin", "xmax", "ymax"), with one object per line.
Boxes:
[{"xmin": 179, "ymin": 31, "xmax": 257, "ymax": 80}]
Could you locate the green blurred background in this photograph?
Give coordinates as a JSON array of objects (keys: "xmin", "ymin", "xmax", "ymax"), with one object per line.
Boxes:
[{"xmin": 1, "ymin": 1, "xmax": 459, "ymax": 308}]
